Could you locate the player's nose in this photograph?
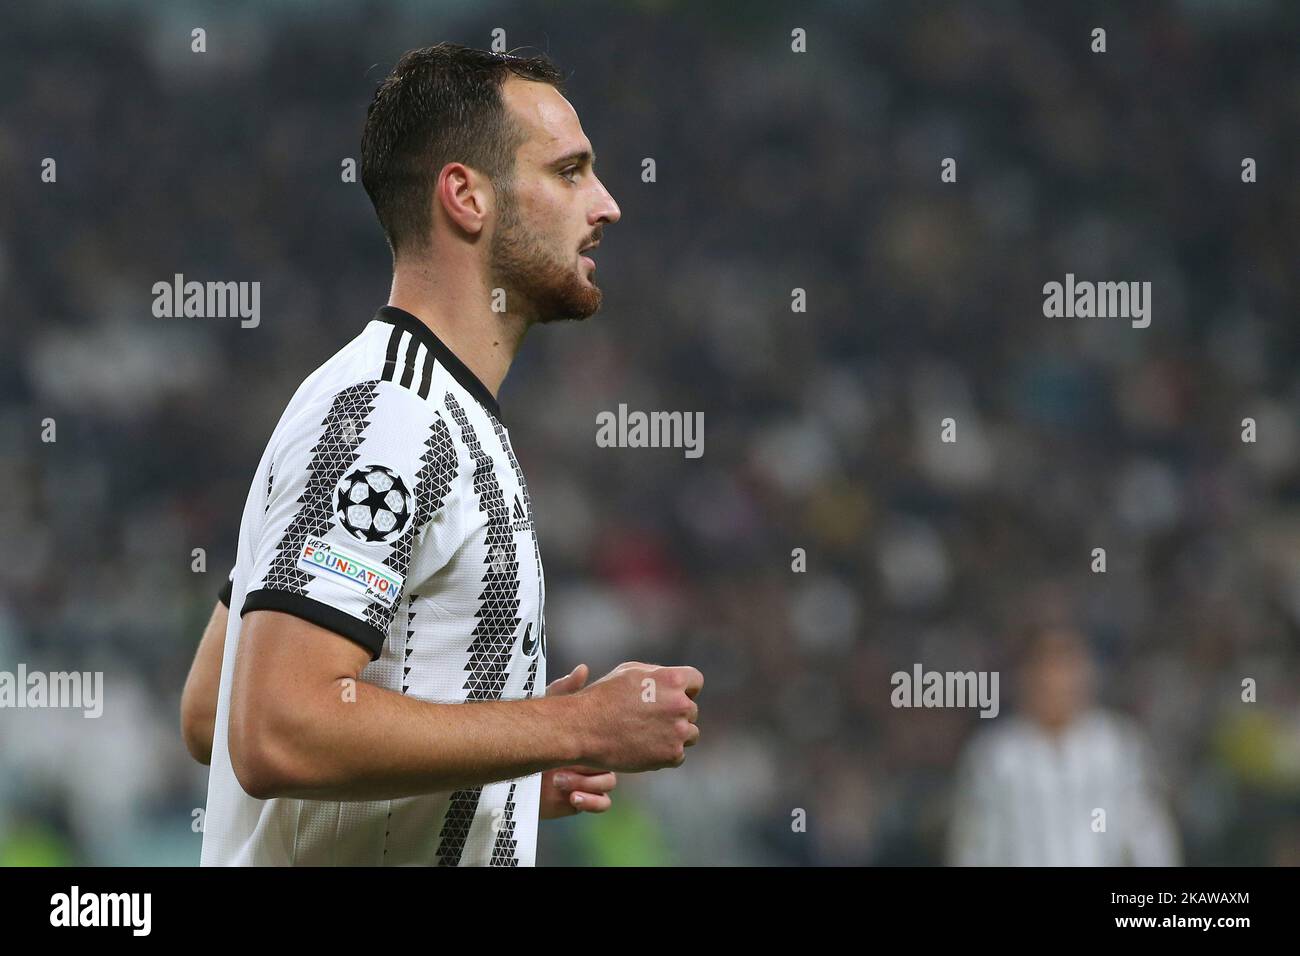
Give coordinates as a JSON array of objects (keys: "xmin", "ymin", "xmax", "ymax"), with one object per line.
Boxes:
[{"xmin": 591, "ymin": 175, "xmax": 621, "ymax": 226}]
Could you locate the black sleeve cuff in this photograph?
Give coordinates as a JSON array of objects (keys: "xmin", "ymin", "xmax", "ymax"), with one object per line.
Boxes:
[
  {"xmin": 218, "ymin": 576, "xmax": 234, "ymax": 608},
  {"xmin": 240, "ymin": 588, "xmax": 386, "ymax": 661}
]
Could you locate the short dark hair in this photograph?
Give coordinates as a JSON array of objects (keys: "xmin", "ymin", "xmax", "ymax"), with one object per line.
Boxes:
[
  {"xmin": 360, "ymin": 43, "xmax": 565, "ymax": 258},
  {"xmin": 1013, "ymin": 622, "xmax": 1089, "ymax": 670}
]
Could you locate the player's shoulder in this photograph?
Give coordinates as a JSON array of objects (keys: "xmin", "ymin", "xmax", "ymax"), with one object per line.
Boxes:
[
  {"xmin": 369, "ymin": 305, "xmax": 505, "ymax": 430},
  {"xmin": 1077, "ymin": 707, "xmax": 1146, "ymax": 750},
  {"xmin": 266, "ymin": 306, "xmax": 505, "ymax": 468},
  {"xmin": 277, "ymin": 310, "xmax": 440, "ymax": 420},
  {"xmin": 960, "ymin": 714, "xmax": 1036, "ymax": 769}
]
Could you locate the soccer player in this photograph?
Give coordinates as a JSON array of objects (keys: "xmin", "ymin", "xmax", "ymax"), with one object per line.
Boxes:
[
  {"xmin": 946, "ymin": 625, "xmax": 1178, "ymax": 866},
  {"xmin": 180, "ymin": 43, "xmax": 702, "ymax": 866}
]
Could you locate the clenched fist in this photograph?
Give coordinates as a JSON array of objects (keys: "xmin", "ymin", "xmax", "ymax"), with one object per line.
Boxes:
[{"xmin": 568, "ymin": 661, "xmax": 703, "ymax": 773}]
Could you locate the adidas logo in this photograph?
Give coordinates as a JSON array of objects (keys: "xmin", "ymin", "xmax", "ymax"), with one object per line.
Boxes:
[{"xmin": 510, "ymin": 494, "xmax": 531, "ymax": 533}]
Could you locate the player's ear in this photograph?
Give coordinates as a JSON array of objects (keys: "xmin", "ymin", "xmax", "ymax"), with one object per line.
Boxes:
[{"xmin": 436, "ymin": 162, "xmax": 488, "ymax": 236}]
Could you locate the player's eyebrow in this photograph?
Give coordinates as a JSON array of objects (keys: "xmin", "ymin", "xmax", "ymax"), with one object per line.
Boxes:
[{"xmin": 549, "ymin": 148, "xmax": 595, "ymax": 169}]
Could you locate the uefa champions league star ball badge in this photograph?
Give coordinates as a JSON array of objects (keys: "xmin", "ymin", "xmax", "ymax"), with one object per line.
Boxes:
[{"xmin": 333, "ymin": 464, "xmax": 414, "ymax": 543}]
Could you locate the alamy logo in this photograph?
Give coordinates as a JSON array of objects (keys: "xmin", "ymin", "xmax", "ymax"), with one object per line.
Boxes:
[
  {"xmin": 0, "ymin": 665, "xmax": 103, "ymax": 718},
  {"xmin": 596, "ymin": 403, "xmax": 704, "ymax": 459},
  {"xmin": 50, "ymin": 886, "xmax": 151, "ymax": 936},
  {"xmin": 890, "ymin": 664, "xmax": 999, "ymax": 718},
  {"xmin": 152, "ymin": 273, "xmax": 261, "ymax": 328},
  {"xmin": 1042, "ymin": 273, "xmax": 1151, "ymax": 328}
]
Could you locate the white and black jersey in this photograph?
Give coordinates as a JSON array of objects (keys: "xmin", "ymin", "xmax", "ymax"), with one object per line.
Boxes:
[
  {"xmin": 202, "ymin": 305, "xmax": 547, "ymax": 866},
  {"xmin": 947, "ymin": 710, "xmax": 1180, "ymax": 866}
]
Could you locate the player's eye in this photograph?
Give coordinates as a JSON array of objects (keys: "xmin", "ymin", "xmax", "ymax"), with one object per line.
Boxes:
[{"xmin": 559, "ymin": 166, "xmax": 579, "ymax": 183}]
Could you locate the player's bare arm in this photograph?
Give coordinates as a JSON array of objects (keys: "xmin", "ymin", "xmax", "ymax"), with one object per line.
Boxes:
[
  {"xmin": 181, "ymin": 599, "xmax": 658, "ymax": 815},
  {"xmin": 182, "ymin": 599, "xmax": 628, "ymax": 816},
  {"xmin": 538, "ymin": 664, "xmax": 617, "ymax": 817},
  {"xmin": 227, "ymin": 609, "xmax": 701, "ymax": 802},
  {"xmin": 181, "ymin": 604, "xmax": 655, "ymax": 814},
  {"xmin": 180, "ymin": 599, "xmax": 229, "ymax": 765}
]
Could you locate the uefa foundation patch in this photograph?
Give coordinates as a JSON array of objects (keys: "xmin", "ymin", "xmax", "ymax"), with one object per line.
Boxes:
[{"xmin": 297, "ymin": 535, "xmax": 404, "ymax": 608}]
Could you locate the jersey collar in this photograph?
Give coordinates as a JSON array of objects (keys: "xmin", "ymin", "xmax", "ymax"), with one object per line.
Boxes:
[{"xmin": 373, "ymin": 306, "xmax": 503, "ymax": 423}]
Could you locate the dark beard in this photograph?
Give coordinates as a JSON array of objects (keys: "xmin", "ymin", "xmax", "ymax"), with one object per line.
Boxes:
[{"xmin": 488, "ymin": 189, "xmax": 603, "ymax": 323}]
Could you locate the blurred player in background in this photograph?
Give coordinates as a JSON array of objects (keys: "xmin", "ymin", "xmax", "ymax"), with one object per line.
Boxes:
[
  {"xmin": 180, "ymin": 43, "xmax": 702, "ymax": 866},
  {"xmin": 947, "ymin": 624, "xmax": 1179, "ymax": 866}
]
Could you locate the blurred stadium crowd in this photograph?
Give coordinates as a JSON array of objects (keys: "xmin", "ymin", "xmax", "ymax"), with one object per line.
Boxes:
[{"xmin": 1, "ymin": 0, "xmax": 1297, "ymax": 865}]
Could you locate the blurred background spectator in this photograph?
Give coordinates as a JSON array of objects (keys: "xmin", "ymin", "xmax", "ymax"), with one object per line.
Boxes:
[{"xmin": 948, "ymin": 624, "xmax": 1180, "ymax": 865}]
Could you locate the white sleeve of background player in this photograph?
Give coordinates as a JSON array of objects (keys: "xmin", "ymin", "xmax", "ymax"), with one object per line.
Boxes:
[
  {"xmin": 240, "ymin": 379, "xmax": 460, "ymax": 661},
  {"xmin": 947, "ymin": 735, "xmax": 1002, "ymax": 866},
  {"xmin": 1122, "ymin": 727, "xmax": 1182, "ymax": 866}
]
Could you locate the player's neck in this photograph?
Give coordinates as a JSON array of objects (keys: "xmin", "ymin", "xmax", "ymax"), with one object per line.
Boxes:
[{"xmin": 386, "ymin": 265, "xmax": 529, "ymax": 401}]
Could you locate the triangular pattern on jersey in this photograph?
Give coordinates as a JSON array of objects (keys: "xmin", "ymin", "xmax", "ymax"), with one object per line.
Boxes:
[
  {"xmin": 362, "ymin": 411, "xmax": 456, "ymax": 633},
  {"xmin": 499, "ymin": 421, "xmax": 547, "ymax": 665},
  {"xmin": 490, "ymin": 781, "xmax": 520, "ymax": 866},
  {"xmin": 435, "ymin": 391, "xmax": 523, "ymax": 867},
  {"xmin": 261, "ymin": 380, "xmax": 379, "ymax": 597}
]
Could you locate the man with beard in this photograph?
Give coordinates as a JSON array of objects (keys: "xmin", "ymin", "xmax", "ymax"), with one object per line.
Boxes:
[{"xmin": 182, "ymin": 43, "xmax": 702, "ymax": 866}]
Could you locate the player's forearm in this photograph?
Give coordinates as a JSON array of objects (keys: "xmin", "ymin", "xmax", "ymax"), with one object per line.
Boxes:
[
  {"xmin": 181, "ymin": 708, "xmax": 215, "ymax": 765},
  {"xmin": 180, "ymin": 666, "xmax": 216, "ymax": 763},
  {"xmin": 233, "ymin": 680, "xmax": 588, "ymax": 801},
  {"xmin": 180, "ymin": 602, "xmax": 228, "ymax": 765}
]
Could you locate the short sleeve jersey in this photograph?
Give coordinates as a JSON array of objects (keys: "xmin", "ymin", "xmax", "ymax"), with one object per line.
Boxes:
[{"xmin": 201, "ymin": 306, "xmax": 548, "ymax": 866}]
